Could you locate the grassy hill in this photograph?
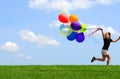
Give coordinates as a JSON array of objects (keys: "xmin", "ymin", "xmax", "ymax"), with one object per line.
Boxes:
[{"xmin": 0, "ymin": 65, "xmax": 120, "ymax": 79}]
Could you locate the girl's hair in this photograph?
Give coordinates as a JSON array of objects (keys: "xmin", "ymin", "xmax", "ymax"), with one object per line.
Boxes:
[{"xmin": 108, "ymin": 32, "xmax": 111, "ymax": 38}]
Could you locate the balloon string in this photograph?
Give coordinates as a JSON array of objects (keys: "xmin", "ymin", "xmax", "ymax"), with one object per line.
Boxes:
[
  {"xmin": 88, "ymin": 29, "xmax": 99, "ymax": 36},
  {"xmin": 80, "ymin": 28, "xmax": 98, "ymax": 30},
  {"xmin": 86, "ymin": 28, "xmax": 99, "ymax": 30}
]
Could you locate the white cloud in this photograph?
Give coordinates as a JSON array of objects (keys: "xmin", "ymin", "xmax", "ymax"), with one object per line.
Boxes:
[
  {"xmin": 0, "ymin": 42, "xmax": 32, "ymax": 60},
  {"xmin": 28, "ymin": 0, "xmax": 120, "ymax": 10},
  {"xmin": 96, "ymin": 0, "xmax": 119, "ymax": 5},
  {"xmin": 18, "ymin": 30, "xmax": 38, "ymax": 42},
  {"xmin": 105, "ymin": 27, "xmax": 120, "ymax": 36},
  {"xmin": 0, "ymin": 42, "xmax": 20, "ymax": 52},
  {"xmin": 18, "ymin": 30, "xmax": 60, "ymax": 47},
  {"xmin": 18, "ymin": 53, "xmax": 32, "ymax": 60},
  {"xmin": 29, "ymin": 0, "xmax": 48, "ymax": 9}
]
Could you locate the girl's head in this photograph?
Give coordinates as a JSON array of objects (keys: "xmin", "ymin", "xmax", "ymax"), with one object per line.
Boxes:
[{"xmin": 104, "ymin": 32, "xmax": 111, "ymax": 39}]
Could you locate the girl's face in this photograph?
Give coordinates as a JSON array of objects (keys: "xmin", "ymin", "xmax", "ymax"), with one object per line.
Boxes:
[{"xmin": 104, "ymin": 32, "xmax": 110, "ymax": 39}]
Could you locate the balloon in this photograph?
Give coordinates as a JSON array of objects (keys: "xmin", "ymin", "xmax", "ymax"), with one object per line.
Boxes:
[
  {"xmin": 60, "ymin": 9, "xmax": 70, "ymax": 16},
  {"xmin": 60, "ymin": 24, "xmax": 67, "ymax": 30},
  {"xmin": 67, "ymin": 32, "xmax": 77, "ymax": 41},
  {"xmin": 58, "ymin": 11, "xmax": 86, "ymax": 43},
  {"xmin": 71, "ymin": 22, "xmax": 81, "ymax": 31},
  {"xmin": 60, "ymin": 28, "xmax": 72, "ymax": 37},
  {"xmin": 68, "ymin": 25, "xmax": 74, "ymax": 32},
  {"xmin": 79, "ymin": 24, "xmax": 87, "ymax": 32},
  {"xmin": 76, "ymin": 33, "xmax": 85, "ymax": 43},
  {"xmin": 69, "ymin": 14, "xmax": 78, "ymax": 23},
  {"xmin": 58, "ymin": 13, "xmax": 69, "ymax": 23}
]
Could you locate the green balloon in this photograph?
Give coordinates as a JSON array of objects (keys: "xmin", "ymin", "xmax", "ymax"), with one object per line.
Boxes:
[
  {"xmin": 79, "ymin": 24, "xmax": 87, "ymax": 32},
  {"xmin": 68, "ymin": 25, "xmax": 74, "ymax": 32},
  {"xmin": 60, "ymin": 28, "xmax": 72, "ymax": 37}
]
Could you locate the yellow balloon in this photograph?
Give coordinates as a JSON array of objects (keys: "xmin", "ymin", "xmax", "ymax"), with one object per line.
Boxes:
[
  {"xmin": 69, "ymin": 14, "xmax": 79, "ymax": 23},
  {"xmin": 79, "ymin": 24, "xmax": 87, "ymax": 32}
]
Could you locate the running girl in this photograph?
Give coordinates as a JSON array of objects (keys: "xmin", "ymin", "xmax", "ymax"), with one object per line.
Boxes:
[{"xmin": 91, "ymin": 28, "xmax": 120, "ymax": 65}]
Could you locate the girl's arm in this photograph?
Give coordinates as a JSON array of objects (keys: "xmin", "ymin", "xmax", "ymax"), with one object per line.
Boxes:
[
  {"xmin": 112, "ymin": 36, "xmax": 120, "ymax": 42},
  {"xmin": 98, "ymin": 28, "xmax": 105, "ymax": 38}
]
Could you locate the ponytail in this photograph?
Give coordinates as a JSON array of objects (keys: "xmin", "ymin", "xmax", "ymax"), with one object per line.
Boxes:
[{"xmin": 108, "ymin": 32, "xmax": 111, "ymax": 39}]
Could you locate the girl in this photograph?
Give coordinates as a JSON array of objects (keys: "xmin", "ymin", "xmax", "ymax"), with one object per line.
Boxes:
[{"xmin": 91, "ymin": 28, "xmax": 120, "ymax": 65}]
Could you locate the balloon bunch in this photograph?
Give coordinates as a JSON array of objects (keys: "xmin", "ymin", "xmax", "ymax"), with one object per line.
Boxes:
[{"xmin": 58, "ymin": 9, "xmax": 87, "ymax": 43}]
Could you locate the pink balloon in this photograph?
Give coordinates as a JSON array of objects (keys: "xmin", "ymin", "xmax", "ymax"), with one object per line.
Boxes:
[{"xmin": 58, "ymin": 14, "xmax": 69, "ymax": 23}]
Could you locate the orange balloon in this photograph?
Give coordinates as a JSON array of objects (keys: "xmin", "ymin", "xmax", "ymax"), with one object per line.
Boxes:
[{"xmin": 69, "ymin": 14, "xmax": 79, "ymax": 23}]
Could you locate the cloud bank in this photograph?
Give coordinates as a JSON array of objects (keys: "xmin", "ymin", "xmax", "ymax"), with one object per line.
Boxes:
[
  {"xmin": 28, "ymin": 0, "xmax": 120, "ymax": 10},
  {"xmin": 18, "ymin": 30, "xmax": 60, "ymax": 47}
]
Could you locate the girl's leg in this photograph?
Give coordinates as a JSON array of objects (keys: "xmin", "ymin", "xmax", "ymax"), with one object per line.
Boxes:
[
  {"xmin": 96, "ymin": 54, "xmax": 106, "ymax": 61},
  {"xmin": 106, "ymin": 54, "xmax": 111, "ymax": 65},
  {"xmin": 91, "ymin": 54, "xmax": 106, "ymax": 62}
]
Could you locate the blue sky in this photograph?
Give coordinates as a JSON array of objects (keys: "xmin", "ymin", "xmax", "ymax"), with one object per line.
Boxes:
[{"xmin": 0, "ymin": 0, "xmax": 120, "ymax": 65}]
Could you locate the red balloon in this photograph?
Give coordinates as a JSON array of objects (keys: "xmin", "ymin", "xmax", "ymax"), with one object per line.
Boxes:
[{"xmin": 58, "ymin": 14, "xmax": 69, "ymax": 23}]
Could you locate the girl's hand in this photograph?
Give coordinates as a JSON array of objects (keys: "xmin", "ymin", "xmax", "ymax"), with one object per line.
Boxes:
[{"xmin": 98, "ymin": 28, "xmax": 103, "ymax": 31}]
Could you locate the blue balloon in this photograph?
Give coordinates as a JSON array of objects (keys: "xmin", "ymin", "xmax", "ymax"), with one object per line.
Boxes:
[
  {"xmin": 76, "ymin": 33, "xmax": 85, "ymax": 43},
  {"xmin": 60, "ymin": 24, "xmax": 67, "ymax": 30},
  {"xmin": 67, "ymin": 32, "xmax": 77, "ymax": 41}
]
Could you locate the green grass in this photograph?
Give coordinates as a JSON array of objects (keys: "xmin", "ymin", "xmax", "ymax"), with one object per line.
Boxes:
[{"xmin": 0, "ymin": 65, "xmax": 120, "ymax": 79}]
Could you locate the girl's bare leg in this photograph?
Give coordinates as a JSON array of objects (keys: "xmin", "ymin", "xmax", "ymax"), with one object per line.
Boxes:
[
  {"xmin": 96, "ymin": 55, "xmax": 106, "ymax": 61},
  {"xmin": 106, "ymin": 54, "xmax": 111, "ymax": 65}
]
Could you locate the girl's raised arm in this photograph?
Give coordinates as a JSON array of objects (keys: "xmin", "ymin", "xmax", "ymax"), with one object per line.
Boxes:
[
  {"xmin": 112, "ymin": 36, "xmax": 120, "ymax": 42},
  {"xmin": 98, "ymin": 28, "xmax": 104, "ymax": 39}
]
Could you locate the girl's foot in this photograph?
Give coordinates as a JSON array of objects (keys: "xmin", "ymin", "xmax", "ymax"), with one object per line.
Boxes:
[{"xmin": 91, "ymin": 57, "xmax": 96, "ymax": 62}]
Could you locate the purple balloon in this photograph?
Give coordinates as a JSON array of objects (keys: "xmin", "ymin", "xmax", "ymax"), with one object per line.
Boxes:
[
  {"xmin": 76, "ymin": 33, "xmax": 85, "ymax": 43},
  {"xmin": 71, "ymin": 22, "xmax": 81, "ymax": 31}
]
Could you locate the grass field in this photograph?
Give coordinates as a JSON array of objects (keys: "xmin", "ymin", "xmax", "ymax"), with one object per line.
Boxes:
[{"xmin": 0, "ymin": 65, "xmax": 120, "ymax": 79}]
